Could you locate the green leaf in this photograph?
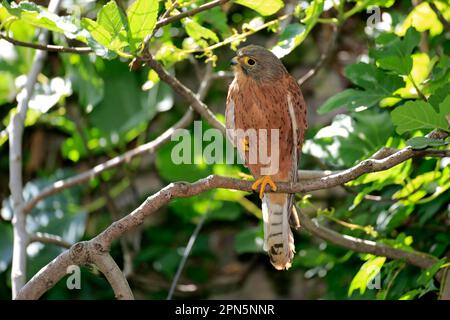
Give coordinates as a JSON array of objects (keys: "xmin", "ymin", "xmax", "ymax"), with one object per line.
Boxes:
[
  {"xmin": 81, "ymin": 18, "xmax": 114, "ymax": 49},
  {"xmin": 62, "ymin": 54, "xmax": 104, "ymax": 112},
  {"xmin": 272, "ymin": 23, "xmax": 306, "ymax": 58},
  {"xmin": 345, "ymin": 63, "xmax": 404, "ymax": 94},
  {"xmin": 390, "ymin": 100, "xmax": 449, "ymax": 134},
  {"xmin": 98, "ymin": 1, "xmax": 127, "ymax": 36},
  {"xmin": 417, "ymin": 258, "xmax": 447, "ymax": 286},
  {"xmin": 396, "ymin": 53, "xmax": 437, "ymax": 99},
  {"xmin": 272, "ymin": 0, "xmax": 324, "ymax": 58},
  {"xmin": 235, "ymin": 0, "xmax": 284, "ymax": 16},
  {"xmin": 126, "ymin": 0, "xmax": 159, "ymax": 52},
  {"xmin": 292, "ymin": 247, "xmax": 335, "ymax": 269},
  {"xmin": 2, "ymin": 0, "xmax": 78, "ymax": 35},
  {"xmin": 234, "ymin": 227, "xmax": 264, "ymax": 254},
  {"xmin": 427, "ymin": 56, "xmax": 450, "ymax": 94},
  {"xmin": 393, "ymin": 171, "xmax": 441, "ymax": 200},
  {"xmin": 428, "ymin": 84, "xmax": 450, "ymax": 112},
  {"xmin": 399, "ymin": 289, "xmax": 422, "ymax": 300},
  {"xmin": 183, "ymin": 18, "xmax": 219, "ymax": 48},
  {"xmin": 371, "ymin": 28, "xmax": 420, "ymax": 75},
  {"xmin": 318, "ymin": 63, "xmax": 404, "ymax": 114},
  {"xmin": 81, "ymin": 1, "xmax": 130, "ymax": 55},
  {"xmin": 348, "ymin": 256, "xmax": 386, "ymax": 296},
  {"xmin": 0, "ymin": 72, "xmax": 14, "ymax": 105},
  {"xmin": 406, "ymin": 136, "xmax": 450, "ymax": 149},
  {"xmin": 399, "ymin": 2, "xmax": 444, "ymax": 37},
  {"xmin": 304, "ymin": 111, "xmax": 394, "ymax": 167}
]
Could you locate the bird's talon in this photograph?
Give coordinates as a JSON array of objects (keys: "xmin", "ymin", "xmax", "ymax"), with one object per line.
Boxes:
[
  {"xmin": 252, "ymin": 176, "xmax": 277, "ymax": 199},
  {"xmin": 241, "ymin": 137, "xmax": 249, "ymax": 152}
]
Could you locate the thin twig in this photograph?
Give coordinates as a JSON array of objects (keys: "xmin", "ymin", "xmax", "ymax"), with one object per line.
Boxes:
[
  {"xmin": 298, "ymin": 24, "xmax": 340, "ymax": 86},
  {"xmin": 29, "ymin": 232, "xmax": 71, "ymax": 249},
  {"xmin": 156, "ymin": 0, "xmax": 230, "ymax": 29},
  {"xmin": 429, "ymin": 1, "xmax": 450, "ymax": 31},
  {"xmin": 167, "ymin": 212, "xmax": 208, "ymax": 300},
  {"xmin": 144, "ymin": 54, "xmax": 225, "ymax": 134},
  {"xmin": 0, "ymin": 33, "xmax": 92, "ymax": 53}
]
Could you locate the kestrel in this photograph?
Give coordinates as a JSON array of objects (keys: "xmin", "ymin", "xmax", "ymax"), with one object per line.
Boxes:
[{"xmin": 226, "ymin": 45, "xmax": 308, "ymax": 270}]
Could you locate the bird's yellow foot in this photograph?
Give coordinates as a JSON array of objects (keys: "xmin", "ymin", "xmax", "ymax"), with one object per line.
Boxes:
[
  {"xmin": 252, "ymin": 176, "xmax": 277, "ymax": 199},
  {"xmin": 240, "ymin": 137, "xmax": 249, "ymax": 152}
]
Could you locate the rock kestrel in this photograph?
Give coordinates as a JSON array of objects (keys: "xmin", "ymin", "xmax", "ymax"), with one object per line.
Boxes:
[{"xmin": 226, "ymin": 45, "xmax": 308, "ymax": 270}]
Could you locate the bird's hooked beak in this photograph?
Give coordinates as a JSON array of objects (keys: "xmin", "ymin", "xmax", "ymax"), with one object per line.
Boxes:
[{"xmin": 230, "ymin": 56, "xmax": 238, "ymax": 66}]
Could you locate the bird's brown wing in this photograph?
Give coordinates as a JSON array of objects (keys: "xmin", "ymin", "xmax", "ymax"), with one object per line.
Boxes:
[{"xmin": 286, "ymin": 76, "xmax": 308, "ymax": 152}]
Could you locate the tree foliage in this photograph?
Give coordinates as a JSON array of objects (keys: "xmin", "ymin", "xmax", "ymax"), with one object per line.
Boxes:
[{"xmin": 0, "ymin": 0, "xmax": 449, "ymax": 300}]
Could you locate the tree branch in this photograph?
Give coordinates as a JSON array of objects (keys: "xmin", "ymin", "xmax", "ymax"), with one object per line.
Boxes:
[
  {"xmin": 429, "ymin": 1, "xmax": 450, "ymax": 31},
  {"xmin": 29, "ymin": 232, "xmax": 71, "ymax": 249},
  {"xmin": 144, "ymin": 54, "xmax": 226, "ymax": 134},
  {"xmin": 295, "ymin": 207, "xmax": 438, "ymax": 270},
  {"xmin": 0, "ymin": 33, "xmax": 92, "ymax": 53},
  {"xmin": 167, "ymin": 211, "xmax": 208, "ymax": 300},
  {"xmin": 16, "ymin": 146, "xmax": 448, "ymax": 299},
  {"xmin": 8, "ymin": 0, "xmax": 62, "ymax": 298},
  {"xmin": 91, "ymin": 252, "xmax": 134, "ymax": 300},
  {"xmin": 22, "ymin": 64, "xmax": 214, "ymax": 215}
]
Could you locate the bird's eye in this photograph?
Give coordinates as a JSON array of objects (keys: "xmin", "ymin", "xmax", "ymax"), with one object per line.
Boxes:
[{"xmin": 244, "ymin": 57, "xmax": 256, "ymax": 66}]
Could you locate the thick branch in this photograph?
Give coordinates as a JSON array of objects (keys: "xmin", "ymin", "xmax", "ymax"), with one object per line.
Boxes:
[
  {"xmin": 16, "ymin": 147, "xmax": 448, "ymax": 299},
  {"xmin": 91, "ymin": 253, "xmax": 134, "ymax": 300},
  {"xmin": 17, "ymin": 241, "xmax": 133, "ymax": 300}
]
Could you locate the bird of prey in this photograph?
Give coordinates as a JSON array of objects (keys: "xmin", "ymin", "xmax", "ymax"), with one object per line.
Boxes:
[{"xmin": 226, "ymin": 45, "xmax": 308, "ymax": 270}]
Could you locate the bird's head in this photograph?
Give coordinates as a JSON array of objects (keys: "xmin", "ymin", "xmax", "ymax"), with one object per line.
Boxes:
[{"xmin": 230, "ymin": 45, "xmax": 288, "ymax": 82}]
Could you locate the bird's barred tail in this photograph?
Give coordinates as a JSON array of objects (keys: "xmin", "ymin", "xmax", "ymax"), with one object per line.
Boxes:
[{"xmin": 262, "ymin": 193, "xmax": 298, "ymax": 270}]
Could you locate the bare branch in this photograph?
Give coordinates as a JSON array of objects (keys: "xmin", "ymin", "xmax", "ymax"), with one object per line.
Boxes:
[
  {"xmin": 8, "ymin": 0, "xmax": 62, "ymax": 298},
  {"xmin": 29, "ymin": 232, "xmax": 71, "ymax": 249},
  {"xmin": 0, "ymin": 33, "xmax": 92, "ymax": 53},
  {"xmin": 16, "ymin": 146, "xmax": 448, "ymax": 299},
  {"xmin": 17, "ymin": 241, "xmax": 133, "ymax": 300},
  {"xmin": 295, "ymin": 207, "xmax": 438, "ymax": 270},
  {"xmin": 167, "ymin": 212, "xmax": 208, "ymax": 300},
  {"xmin": 15, "ymin": 250, "xmax": 74, "ymax": 300},
  {"xmin": 144, "ymin": 54, "xmax": 225, "ymax": 134},
  {"xmin": 91, "ymin": 253, "xmax": 134, "ymax": 300}
]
